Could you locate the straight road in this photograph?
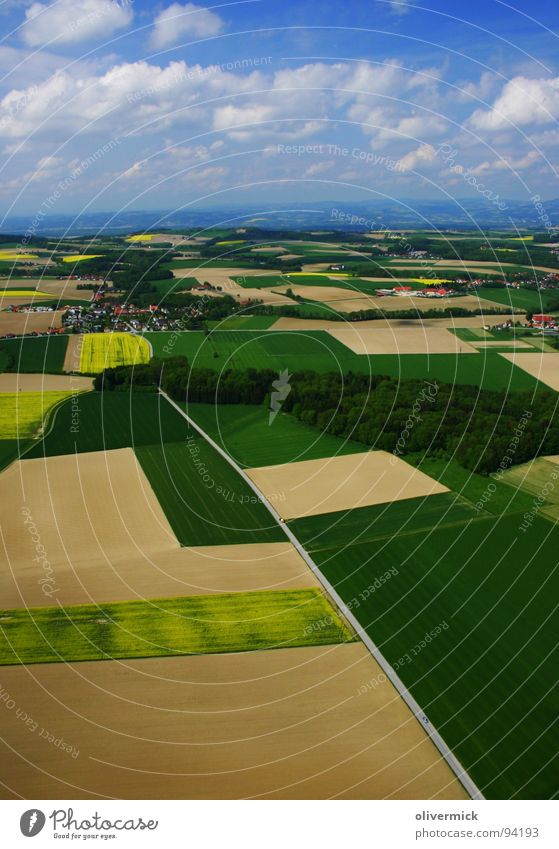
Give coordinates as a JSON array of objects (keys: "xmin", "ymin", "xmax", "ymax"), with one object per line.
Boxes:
[{"xmin": 160, "ymin": 388, "xmax": 485, "ymax": 801}]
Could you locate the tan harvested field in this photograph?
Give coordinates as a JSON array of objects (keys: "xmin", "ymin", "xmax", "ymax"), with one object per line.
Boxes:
[
  {"xmin": 0, "ymin": 278, "xmax": 93, "ymax": 301},
  {"xmin": 0, "ymin": 374, "xmax": 93, "ymax": 392},
  {"xmin": 499, "ymin": 352, "xmax": 559, "ymax": 391},
  {"xmin": 0, "ymin": 446, "xmax": 320, "ymax": 607},
  {"xmin": 0, "ymin": 644, "xmax": 467, "ymax": 800},
  {"xmin": 247, "ymin": 451, "xmax": 448, "ymax": 520},
  {"xmin": 251, "ymin": 246, "xmax": 287, "ymax": 253},
  {"xmin": 0, "ymin": 309, "xmax": 63, "ymax": 336},
  {"xmin": 279, "ymin": 253, "xmax": 303, "ymax": 261},
  {"xmin": 0, "ymin": 448, "xmax": 177, "ymax": 579},
  {"xmin": 62, "ymin": 334, "xmax": 84, "ymax": 372},
  {"xmin": 190, "ymin": 276, "xmax": 293, "ymax": 306},
  {"xmin": 270, "ymin": 314, "xmax": 518, "ymax": 332},
  {"xmin": 469, "ymin": 340, "xmax": 533, "ymax": 349},
  {"xmin": 1, "ymin": 539, "xmax": 319, "ymax": 610},
  {"xmin": 171, "ymin": 266, "xmax": 283, "ymax": 279},
  {"xmin": 327, "ymin": 326, "xmax": 477, "ymax": 355}
]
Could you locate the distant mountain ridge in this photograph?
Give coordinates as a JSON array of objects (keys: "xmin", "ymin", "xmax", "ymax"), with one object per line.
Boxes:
[{"xmin": 2, "ymin": 198, "xmax": 558, "ymax": 236}]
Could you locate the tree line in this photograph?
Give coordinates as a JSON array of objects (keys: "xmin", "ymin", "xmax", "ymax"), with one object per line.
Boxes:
[{"xmin": 94, "ymin": 357, "xmax": 559, "ymax": 475}]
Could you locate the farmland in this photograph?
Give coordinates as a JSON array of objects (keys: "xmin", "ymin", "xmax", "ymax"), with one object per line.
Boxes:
[
  {"xmin": 185, "ymin": 402, "xmax": 365, "ymax": 467},
  {"xmin": 0, "ymin": 335, "xmax": 68, "ymax": 373},
  {"xmin": 309, "ymin": 513, "xmax": 559, "ymax": 799},
  {"xmin": 289, "ymin": 491, "xmax": 480, "ymax": 550},
  {"xmin": 0, "ymin": 390, "xmax": 81, "ymax": 438},
  {"xmin": 79, "ymin": 332, "xmax": 150, "ymax": 373},
  {"xmin": 0, "ymin": 588, "xmax": 353, "ymax": 665},
  {"xmin": 26, "ymin": 391, "xmax": 189, "ymax": 457},
  {"xmin": 146, "ymin": 329, "xmax": 540, "ymax": 390},
  {"xmin": 247, "ymin": 451, "xmax": 448, "ymax": 519},
  {"xmin": 0, "ymin": 645, "xmax": 467, "ymax": 799},
  {"xmin": 136, "ymin": 440, "xmax": 287, "ymax": 546}
]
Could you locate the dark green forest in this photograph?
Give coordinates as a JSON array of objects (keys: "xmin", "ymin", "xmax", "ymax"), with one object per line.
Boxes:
[{"xmin": 95, "ymin": 357, "xmax": 558, "ymax": 474}]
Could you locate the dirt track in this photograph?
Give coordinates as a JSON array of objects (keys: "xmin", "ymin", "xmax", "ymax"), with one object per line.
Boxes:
[
  {"xmin": 0, "ymin": 374, "xmax": 93, "ymax": 393},
  {"xmin": 0, "ymin": 644, "xmax": 467, "ymax": 800},
  {"xmin": 247, "ymin": 451, "xmax": 448, "ymax": 519}
]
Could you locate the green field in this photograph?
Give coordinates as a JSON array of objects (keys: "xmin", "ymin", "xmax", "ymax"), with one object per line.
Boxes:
[
  {"xmin": 0, "ymin": 439, "xmax": 26, "ymax": 471},
  {"xmin": 185, "ymin": 403, "xmax": 365, "ymax": 467},
  {"xmin": 145, "ymin": 329, "xmax": 361, "ymax": 373},
  {"xmin": 145, "ymin": 330, "xmax": 539, "ymax": 389},
  {"xmin": 289, "ymin": 492, "xmax": 481, "ymax": 551},
  {"xmin": 207, "ymin": 315, "xmax": 278, "ymax": 330},
  {"xmin": 477, "ymin": 287, "xmax": 559, "ymax": 312},
  {"xmin": 25, "ymin": 391, "xmax": 190, "ymax": 458},
  {"xmin": 311, "ymin": 513, "xmax": 559, "ymax": 799},
  {"xmin": 0, "ymin": 589, "xmax": 353, "ymax": 665},
  {"xmin": 0, "ymin": 335, "xmax": 68, "ymax": 373},
  {"xmin": 406, "ymin": 455, "xmax": 539, "ymax": 515},
  {"xmin": 136, "ymin": 439, "xmax": 286, "ymax": 546}
]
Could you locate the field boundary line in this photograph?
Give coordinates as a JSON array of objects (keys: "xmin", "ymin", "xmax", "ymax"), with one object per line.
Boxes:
[{"xmin": 159, "ymin": 389, "xmax": 484, "ymax": 801}]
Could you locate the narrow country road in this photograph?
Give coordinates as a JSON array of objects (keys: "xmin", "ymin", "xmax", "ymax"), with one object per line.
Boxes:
[{"xmin": 159, "ymin": 389, "xmax": 485, "ymax": 801}]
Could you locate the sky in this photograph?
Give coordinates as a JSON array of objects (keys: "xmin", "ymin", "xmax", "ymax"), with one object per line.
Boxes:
[{"xmin": 1, "ymin": 0, "xmax": 559, "ymax": 220}]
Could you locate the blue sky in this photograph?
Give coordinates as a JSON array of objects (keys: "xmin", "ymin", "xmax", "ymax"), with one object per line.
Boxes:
[{"xmin": 0, "ymin": 0, "xmax": 558, "ymax": 217}]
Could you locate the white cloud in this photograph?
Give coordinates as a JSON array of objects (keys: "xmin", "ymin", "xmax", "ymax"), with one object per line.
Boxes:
[
  {"xmin": 398, "ymin": 143, "xmax": 437, "ymax": 171},
  {"xmin": 151, "ymin": 2, "xmax": 224, "ymax": 49},
  {"xmin": 469, "ymin": 76, "xmax": 559, "ymax": 130},
  {"xmin": 389, "ymin": 0, "xmax": 410, "ymax": 16},
  {"xmin": 21, "ymin": 0, "xmax": 133, "ymax": 47}
]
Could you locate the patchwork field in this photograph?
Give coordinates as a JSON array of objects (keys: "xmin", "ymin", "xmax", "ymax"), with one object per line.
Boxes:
[
  {"xmin": 0, "ymin": 645, "xmax": 467, "ymax": 799},
  {"xmin": 327, "ymin": 326, "xmax": 477, "ymax": 355},
  {"xmin": 0, "ymin": 588, "xmax": 352, "ymax": 665},
  {"xmin": 1, "ymin": 537, "xmax": 319, "ymax": 609},
  {"xmin": 0, "ymin": 390, "xmax": 81, "ymax": 438},
  {"xmin": 500, "ymin": 351, "xmax": 559, "ymax": 391},
  {"xmin": 309, "ymin": 513, "xmax": 559, "ymax": 799},
  {"xmin": 136, "ymin": 440, "xmax": 286, "ymax": 546},
  {"xmin": 0, "ymin": 374, "xmax": 92, "ymax": 392},
  {"xmin": 79, "ymin": 332, "xmax": 150, "ymax": 373},
  {"xmin": 0, "ymin": 448, "xmax": 177, "ymax": 571},
  {"xmin": 0, "ymin": 309, "xmax": 63, "ymax": 336},
  {"xmin": 500, "ymin": 456, "xmax": 559, "ymax": 522},
  {"xmin": 25, "ymin": 391, "xmax": 190, "ymax": 458},
  {"xmin": 289, "ymin": 492, "xmax": 480, "ymax": 551},
  {"xmin": 186, "ymin": 402, "xmax": 365, "ymax": 467},
  {"xmin": 246, "ymin": 451, "xmax": 448, "ymax": 520},
  {"xmin": 0, "ymin": 334, "xmax": 69, "ymax": 374}
]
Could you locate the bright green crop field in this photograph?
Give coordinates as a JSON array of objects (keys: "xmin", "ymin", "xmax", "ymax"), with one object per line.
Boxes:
[
  {"xmin": 146, "ymin": 330, "xmax": 539, "ymax": 390},
  {"xmin": 185, "ymin": 402, "xmax": 365, "ymax": 467},
  {"xmin": 311, "ymin": 513, "xmax": 559, "ymax": 799},
  {"xmin": 136, "ymin": 439, "xmax": 286, "ymax": 546},
  {"xmin": 0, "ymin": 589, "xmax": 353, "ymax": 665}
]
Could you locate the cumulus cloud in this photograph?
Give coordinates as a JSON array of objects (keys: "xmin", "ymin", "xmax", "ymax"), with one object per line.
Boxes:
[
  {"xmin": 21, "ymin": 0, "xmax": 133, "ymax": 47},
  {"xmin": 151, "ymin": 2, "xmax": 224, "ymax": 49},
  {"xmin": 398, "ymin": 143, "xmax": 437, "ymax": 171},
  {"xmin": 389, "ymin": 0, "xmax": 410, "ymax": 15},
  {"xmin": 469, "ymin": 76, "xmax": 559, "ymax": 130}
]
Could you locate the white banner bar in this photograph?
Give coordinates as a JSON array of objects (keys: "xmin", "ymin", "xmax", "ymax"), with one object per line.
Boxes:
[{"xmin": 1, "ymin": 800, "xmax": 557, "ymax": 848}]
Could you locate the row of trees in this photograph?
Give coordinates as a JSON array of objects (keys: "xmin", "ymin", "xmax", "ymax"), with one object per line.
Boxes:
[{"xmin": 95, "ymin": 357, "xmax": 559, "ymax": 475}]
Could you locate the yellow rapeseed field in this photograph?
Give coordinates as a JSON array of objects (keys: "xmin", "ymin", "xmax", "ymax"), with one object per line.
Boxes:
[
  {"xmin": 79, "ymin": 333, "xmax": 150, "ymax": 373},
  {"xmin": 0, "ymin": 251, "xmax": 37, "ymax": 260},
  {"xmin": 125, "ymin": 235, "xmax": 152, "ymax": 242},
  {"xmin": 0, "ymin": 391, "xmax": 77, "ymax": 438},
  {"xmin": 0, "ymin": 289, "xmax": 51, "ymax": 298},
  {"xmin": 62, "ymin": 254, "xmax": 102, "ymax": 263},
  {"xmin": 411, "ymin": 278, "xmax": 452, "ymax": 284}
]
